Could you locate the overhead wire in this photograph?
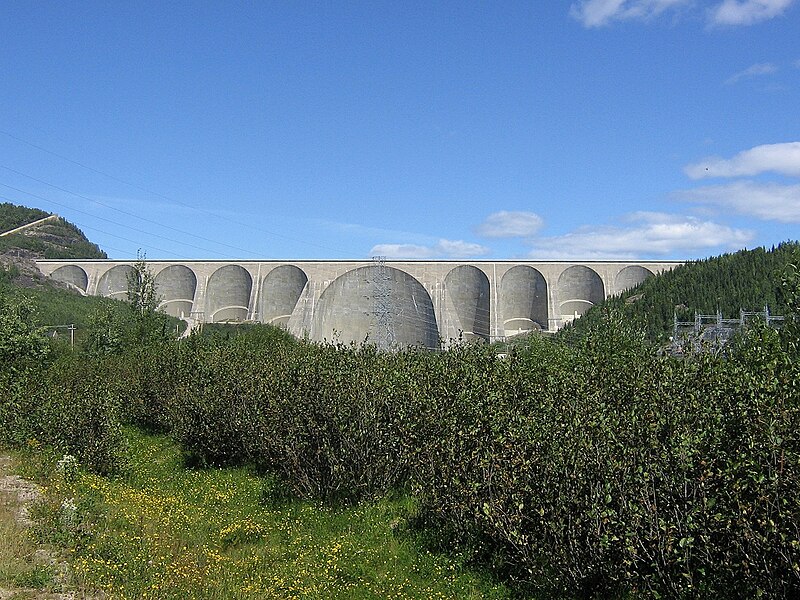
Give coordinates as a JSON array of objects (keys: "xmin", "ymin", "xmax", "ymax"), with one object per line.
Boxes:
[
  {"xmin": 1, "ymin": 192, "xmax": 135, "ymax": 258},
  {"xmin": 0, "ymin": 129, "xmax": 350, "ymax": 258},
  {"xmin": 0, "ymin": 164, "xmax": 261, "ymax": 258},
  {"xmin": 0, "ymin": 129, "xmax": 558, "ymax": 338},
  {"xmin": 0, "ymin": 180, "xmax": 233, "ymax": 259}
]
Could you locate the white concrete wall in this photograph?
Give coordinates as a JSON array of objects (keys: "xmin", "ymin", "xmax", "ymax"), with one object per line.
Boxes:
[{"xmin": 37, "ymin": 259, "xmax": 682, "ymax": 345}]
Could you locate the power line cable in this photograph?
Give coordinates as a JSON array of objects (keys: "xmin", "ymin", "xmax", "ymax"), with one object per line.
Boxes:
[
  {"xmin": 0, "ymin": 129, "xmax": 350, "ymax": 257},
  {"xmin": 0, "ymin": 181, "xmax": 224, "ymax": 259},
  {"xmin": 0, "ymin": 164, "xmax": 261, "ymax": 258}
]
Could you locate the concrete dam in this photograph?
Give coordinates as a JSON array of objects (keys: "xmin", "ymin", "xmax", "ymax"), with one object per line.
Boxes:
[{"xmin": 36, "ymin": 259, "xmax": 682, "ymax": 347}]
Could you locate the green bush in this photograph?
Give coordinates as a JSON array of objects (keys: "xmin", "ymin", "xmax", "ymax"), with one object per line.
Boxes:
[
  {"xmin": 246, "ymin": 342, "xmax": 412, "ymax": 501},
  {"xmin": 6, "ymin": 266, "xmax": 800, "ymax": 596},
  {"xmin": 0, "ymin": 292, "xmax": 52, "ymax": 444},
  {"xmin": 168, "ymin": 335, "xmax": 412, "ymax": 502},
  {"xmin": 31, "ymin": 356, "xmax": 127, "ymax": 474},
  {"xmin": 409, "ymin": 312, "xmax": 800, "ymax": 598}
]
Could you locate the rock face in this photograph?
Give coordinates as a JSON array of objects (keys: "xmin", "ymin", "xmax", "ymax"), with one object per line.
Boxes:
[
  {"xmin": 0, "ymin": 248, "xmax": 50, "ymax": 288},
  {"xmin": 0, "ymin": 455, "xmax": 88, "ymax": 600},
  {"xmin": 0, "ymin": 454, "xmax": 41, "ymax": 527}
]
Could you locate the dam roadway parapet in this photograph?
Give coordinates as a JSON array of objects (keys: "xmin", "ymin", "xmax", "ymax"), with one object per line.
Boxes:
[{"xmin": 37, "ymin": 259, "xmax": 682, "ymax": 347}]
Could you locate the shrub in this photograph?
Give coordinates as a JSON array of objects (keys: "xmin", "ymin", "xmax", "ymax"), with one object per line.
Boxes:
[
  {"xmin": 31, "ymin": 356, "xmax": 127, "ymax": 475},
  {"xmin": 410, "ymin": 311, "xmax": 800, "ymax": 598}
]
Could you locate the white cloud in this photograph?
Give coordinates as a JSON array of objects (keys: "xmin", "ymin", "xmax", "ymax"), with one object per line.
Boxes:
[
  {"xmin": 526, "ymin": 212, "xmax": 752, "ymax": 259},
  {"xmin": 370, "ymin": 244, "xmax": 436, "ymax": 259},
  {"xmin": 436, "ymin": 239, "xmax": 490, "ymax": 257},
  {"xmin": 476, "ymin": 211, "xmax": 544, "ymax": 238},
  {"xmin": 570, "ymin": 0, "xmax": 688, "ymax": 27},
  {"xmin": 370, "ymin": 239, "xmax": 489, "ymax": 259},
  {"xmin": 709, "ymin": 0, "xmax": 795, "ymax": 25},
  {"xmin": 570, "ymin": 0, "xmax": 795, "ymax": 26},
  {"xmin": 724, "ymin": 62, "xmax": 778, "ymax": 84},
  {"xmin": 677, "ymin": 180, "xmax": 800, "ymax": 222},
  {"xmin": 684, "ymin": 142, "xmax": 800, "ymax": 179}
]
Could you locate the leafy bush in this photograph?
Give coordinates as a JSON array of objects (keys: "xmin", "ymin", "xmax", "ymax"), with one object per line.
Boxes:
[
  {"xmin": 410, "ymin": 311, "xmax": 800, "ymax": 598},
  {"xmin": 168, "ymin": 334, "xmax": 411, "ymax": 502},
  {"xmin": 4, "ymin": 242, "xmax": 800, "ymax": 596},
  {"xmin": 30, "ymin": 356, "xmax": 127, "ymax": 474},
  {"xmin": 0, "ymin": 292, "xmax": 52, "ymax": 444}
]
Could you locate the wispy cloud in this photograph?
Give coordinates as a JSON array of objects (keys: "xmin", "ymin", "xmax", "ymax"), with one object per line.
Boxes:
[
  {"xmin": 476, "ymin": 211, "xmax": 544, "ymax": 238},
  {"xmin": 569, "ymin": 0, "xmax": 689, "ymax": 27},
  {"xmin": 709, "ymin": 0, "xmax": 795, "ymax": 26},
  {"xmin": 370, "ymin": 239, "xmax": 490, "ymax": 259},
  {"xmin": 315, "ymin": 219, "xmax": 432, "ymax": 244},
  {"xmin": 570, "ymin": 0, "xmax": 795, "ymax": 26},
  {"xmin": 684, "ymin": 142, "xmax": 800, "ymax": 178},
  {"xmin": 526, "ymin": 212, "xmax": 752, "ymax": 259},
  {"xmin": 677, "ymin": 180, "xmax": 800, "ymax": 222},
  {"xmin": 724, "ymin": 62, "xmax": 778, "ymax": 84}
]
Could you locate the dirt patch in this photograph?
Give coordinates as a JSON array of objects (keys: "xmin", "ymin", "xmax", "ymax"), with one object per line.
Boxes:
[
  {"xmin": 0, "ymin": 455, "xmax": 98, "ymax": 600},
  {"xmin": 0, "ymin": 455, "xmax": 41, "ymax": 528}
]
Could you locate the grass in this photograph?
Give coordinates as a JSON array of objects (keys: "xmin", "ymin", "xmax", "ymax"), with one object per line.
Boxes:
[
  {"xmin": 0, "ymin": 492, "xmax": 42, "ymax": 589},
  {"xmin": 0, "ymin": 282, "xmax": 186, "ymax": 346},
  {"xmin": 33, "ymin": 428, "xmax": 512, "ymax": 599}
]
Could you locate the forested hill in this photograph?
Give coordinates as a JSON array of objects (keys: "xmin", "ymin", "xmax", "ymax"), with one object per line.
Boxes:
[
  {"xmin": 0, "ymin": 201, "xmax": 106, "ymax": 260},
  {"xmin": 559, "ymin": 242, "xmax": 800, "ymax": 342},
  {"xmin": 0, "ymin": 203, "xmax": 51, "ymax": 231}
]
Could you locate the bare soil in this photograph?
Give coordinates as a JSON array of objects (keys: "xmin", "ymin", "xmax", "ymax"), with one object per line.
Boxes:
[{"xmin": 0, "ymin": 455, "xmax": 95, "ymax": 600}]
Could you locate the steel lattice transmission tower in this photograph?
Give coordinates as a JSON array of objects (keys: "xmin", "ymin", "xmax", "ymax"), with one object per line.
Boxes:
[{"xmin": 370, "ymin": 255, "xmax": 396, "ymax": 351}]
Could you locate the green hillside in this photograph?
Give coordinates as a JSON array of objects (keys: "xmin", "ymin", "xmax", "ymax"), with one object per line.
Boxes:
[
  {"xmin": 0, "ymin": 201, "xmax": 106, "ymax": 260},
  {"xmin": 0, "ymin": 203, "xmax": 51, "ymax": 231},
  {"xmin": 559, "ymin": 241, "xmax": 800, "ymax": 343}
]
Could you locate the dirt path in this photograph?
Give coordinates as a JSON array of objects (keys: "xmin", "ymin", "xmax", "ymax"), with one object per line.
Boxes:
[
  {"xmin": 0, "ymin": 455, "xmax": 41, "ymax": 526},
  {"xmin": 0, "ymin": 454, "xmax": 90, "ymax": 600}
]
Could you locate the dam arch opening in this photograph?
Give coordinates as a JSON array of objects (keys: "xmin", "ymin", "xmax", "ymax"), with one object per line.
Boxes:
[
  {"xmin": 500, "ymin": 265, "xmax": 548, "ymax": 337},
  {"xmin": 155, "ymin": 265, "xmax": 197, "ymax": 319},
  {"xmin": 556, "ymin": 265, "xmax": 604, "ymax": 324},
  {"xmin": 259, "ymin": 265, "xmax": 308, "ymax": 326},
  {"xmin": 444, "ymin": 265, "xmax": 490, "ymax": 342},
  {"xmin": 206, "ymin": 265, "xmax": 252, "ymax": 323}
]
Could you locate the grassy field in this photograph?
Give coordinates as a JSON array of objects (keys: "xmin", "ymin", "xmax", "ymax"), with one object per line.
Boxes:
[{"xmin": 25, "ymin": 428, "xmax": 511, "ymax": 599}]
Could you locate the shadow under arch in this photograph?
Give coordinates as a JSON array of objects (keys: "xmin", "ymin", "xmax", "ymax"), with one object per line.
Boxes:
[
  {"xmin": 445, "ymin": 265, "xmax": 490, "ymax": 342},
  {"xmin": 50, "ymin": 264, "xmax": 88, "ymax": 294},
  {"xmin": 557, "ymin": 265, "xmax": 604, "ymax": 322},
  {"xmin": 155, "ymin": 265, "xmax": 197, "ymax": 319},
  {"xmin": 615, "ymin": 265, "xmax": 653, "ymax": 293},
  {"xmin": 259, "ymin": 265, "xmax": 308, "ymax": 326},
  {"xmin": 206, "ymin": 265, "xmax": 252, "ymax": 323},
  {"xmin": 500, "ymin": 265, "xmax": 548, "ymax": 336},
  {"xmin": 97, "ymin": 264, "xmax": 134, "ymax": 301}
]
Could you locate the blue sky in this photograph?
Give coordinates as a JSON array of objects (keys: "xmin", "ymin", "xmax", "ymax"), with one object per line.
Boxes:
[{"xmin": 1, "ymin": 0, "xmax": 799, "ymax": 261}]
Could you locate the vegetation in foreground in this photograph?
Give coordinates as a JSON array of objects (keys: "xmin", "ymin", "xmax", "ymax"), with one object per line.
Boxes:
[
  {"xmin": 19, "ymin": 428, "xmax": 509, "ymax": 599},
  {"xmin": 0, "ymin": 453, "xmax": 62, "ymax": 594},
  {"xmin": 1, "ymin": 240, "xmax": 800, "ymax": 597}
]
